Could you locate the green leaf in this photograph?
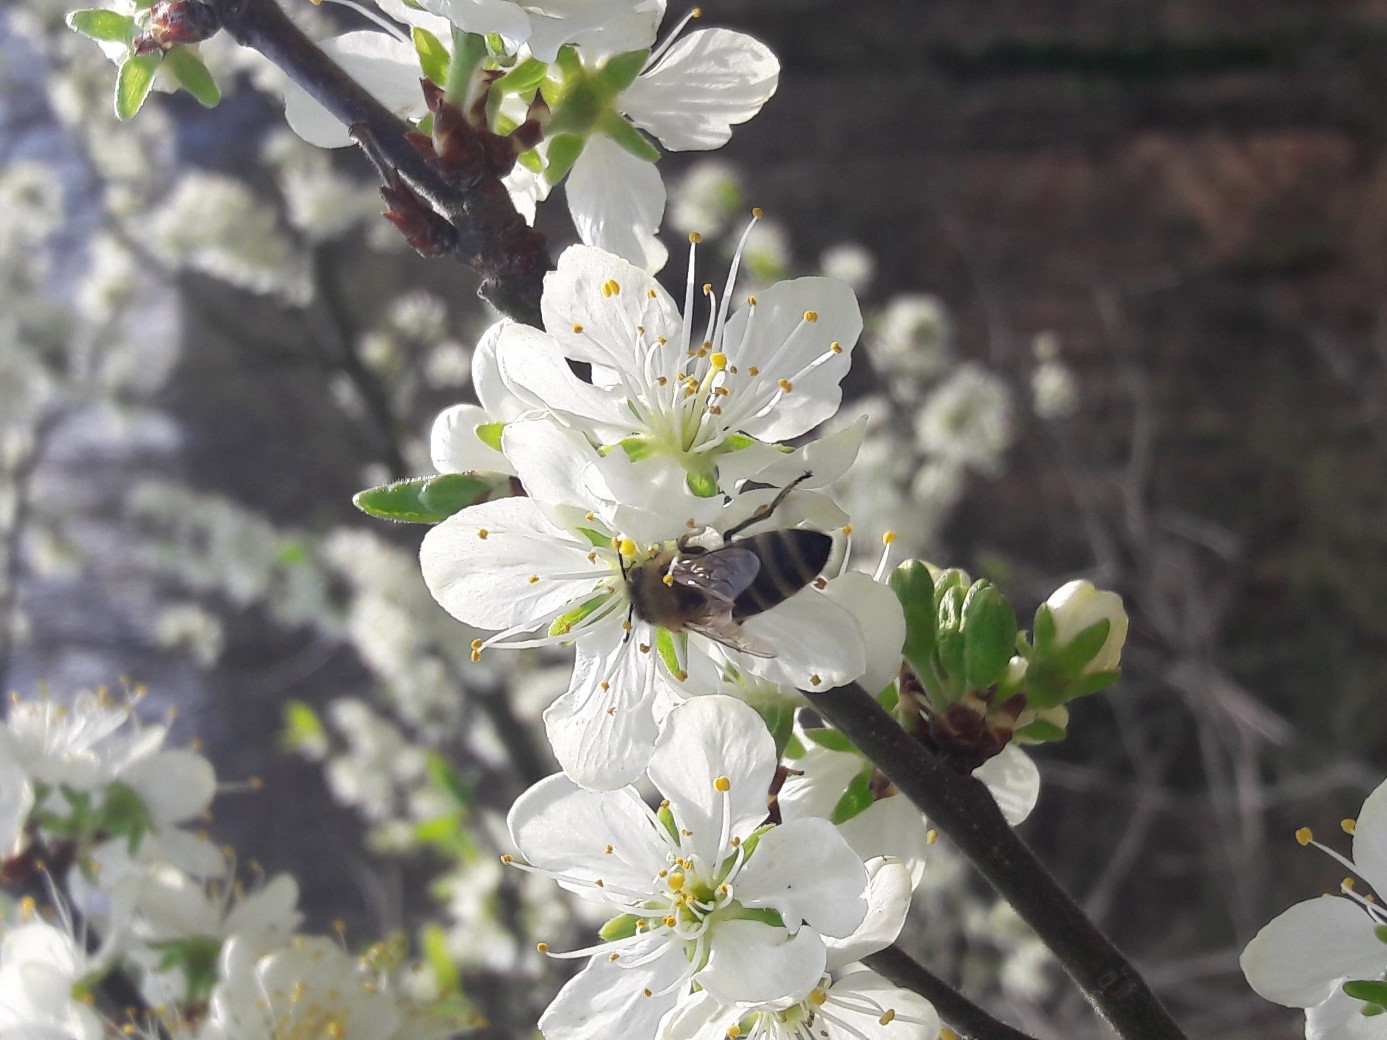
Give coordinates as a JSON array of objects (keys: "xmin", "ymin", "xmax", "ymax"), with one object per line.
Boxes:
[
  {"xmin": 890, "ymin": 560, "xmax": 937, "ymax": 675},
  {"xmin": 67, "ymin": 8, "xmax": 134, "ymax": 43},
  {"xmin": 413, "ymin": 27, "xmax": 450, "ymax": 86},
  {"xmin": 830, "ymin": 767, "xmax": 875, "ymax": 824},
  {"xmin": 163, "ymin": 46, "xmax": 220, "ymax": 107},
  {"xmin": 352, "ymin": 472, "xmax": 505, "ymax": 524},
  {"xmin": 426, "ymin": 751, "xmax": 473, "ymax": 809},
  {"xmin": 115, "ymin": 53, "xmax": 161, "ymax": 120},
  {"xmin": 599, "ymin": 111, "xmax": 660, "ymax": 163},
  {"xmin": 282, "ymin": 700, "xmax": 325, "ymax": 752}
]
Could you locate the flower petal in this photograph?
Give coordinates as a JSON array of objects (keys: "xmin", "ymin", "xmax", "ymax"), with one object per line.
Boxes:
[
  {"xmin": 621, "ymin": 28, "xmax": 779, "ymax": 151},
  {"xmin": 420, "ymin": 497, "xmax": 605, "ymax": 631},
  {"xmin": 545, "ymin": 631, "xmax": 669, "ymax": 790},
  {"xmin": 824, "ymin": 970, "xmax": 940, "ymax": 1040},
  {"xmin": 1353, "ymin": 778, "xmax": 1387, "ymax": 896},
  {"xmin": 283, "ymin": 33, "xmax": 423, "ymax": 149},
  {"xmin": 508, "ymin": 773, "xmax": 669, "ymax": 892},
  {"xmin": 1306, "ymin": 986, "xmax": 1387, "ymax": 1040},
  {"xmin": 566, "ymin": 137, "xmax": 669, "ymax": 273},
  {"xmin": 720, "ymin": 277, "xmax": 861, "ymax": 443},
  {"xmin": 736, "ymin": 816, "xmax": 867, "ymax": 937},
  {"xmin": 1241, "ymin": 895, "xmax": 1387, "ymax": 1007},
  {"xmin": 821, "ymin": 572, "xmax": 904, "ymax": 698},
  {"xmin": 973, "ymin": 745, "xmax": 1040, "ymax": 826},
  {"xmin": 539, "ymin": 944, "xmax": 687, "ymax": 1040},
  {"xmin": 431, "ymin": 403, "xmax": 513, "ymax": 475},
  {"xmin": 697, "ymin": 918, "xmax": 826, "ymax": 1006},
  {"xmin": 837, "ymin": 795, "xmax": 930, "ymax": 889},
  {"xmin": 494, "ymin": 325, "xmax": 633, "ymax": 438},
  {"xmin": 121, "ymin": 749, "xmax": 215, "ymax": 824},
  {"xmin": 733, "ymin": 590, "xmax": 866, "ymax": 692},
  {"xmin": 824, "ymin": 859, "xmax": 913, "ymax": 967},
  {"xmin": 647, "ymin": 697, "xmax": 775, "ymax": 858}
]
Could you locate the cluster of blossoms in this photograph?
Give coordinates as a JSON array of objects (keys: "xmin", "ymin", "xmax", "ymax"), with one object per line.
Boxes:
[{"xmin": 0, "ymin": 686, "xmax": 470, "ymax": 1039}]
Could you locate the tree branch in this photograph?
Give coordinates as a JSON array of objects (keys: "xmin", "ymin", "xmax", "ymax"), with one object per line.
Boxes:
[
  {"xmin": 809, "ymin": 682, "xmax": 1187, "ymax": 1040},
  {"xmin": 202, "ymin": 0, "xmax": 551, "ymax": 326},
  {"xmin": 862, "ymin": 944, "xmax": 1037, "ymax": 1040}
]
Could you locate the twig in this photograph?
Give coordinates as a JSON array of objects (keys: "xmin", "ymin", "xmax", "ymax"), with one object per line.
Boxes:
[
  {"xmin": 201, "ymin": 0, "xmax": 551, "ymax": 326},
  {"xmin": 808, "ymin": 681, "xmax": 1187, "ymax": 1040},
  {"xmin": 863, "ymin": 944, "xmax": 1036, "ymax": 1040}
]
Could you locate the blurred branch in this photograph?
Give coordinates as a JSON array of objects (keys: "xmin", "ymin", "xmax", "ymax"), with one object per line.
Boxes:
[
  {"xmin": 809, "ymin": 681, "xmax": 1187, "ymax": 1040},
  {"xmin": 863, "ymin": 944, "xmax": 1036, "ymax": 1040},
  {"xmin": 202, "ymin": 0, "xmax": 551, "ymax": 326}
]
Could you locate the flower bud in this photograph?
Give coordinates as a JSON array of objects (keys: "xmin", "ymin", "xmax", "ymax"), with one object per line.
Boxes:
[{"xmin": 1043, "ymin": 579, "xmax": 1128, "ymax": 675}]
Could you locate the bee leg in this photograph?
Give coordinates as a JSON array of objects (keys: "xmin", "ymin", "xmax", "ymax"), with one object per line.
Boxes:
[{"xmin": 721, "ymin": 471, "xmax": 814, "ymax": 542}]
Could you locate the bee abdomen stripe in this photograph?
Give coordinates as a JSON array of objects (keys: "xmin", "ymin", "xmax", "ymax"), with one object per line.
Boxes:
[{"xmin": 732, "ymin": 531, "xmax": 833, "ymax": 619}]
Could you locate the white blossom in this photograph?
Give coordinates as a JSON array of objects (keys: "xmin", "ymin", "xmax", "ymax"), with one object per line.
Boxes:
[{"xmin": 912, "ymin": 363, "xmax": 1013, "ymax": 476}]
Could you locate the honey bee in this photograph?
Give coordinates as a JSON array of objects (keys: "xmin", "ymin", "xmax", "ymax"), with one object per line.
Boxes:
[{"xmin": 623, "ymin": 474, "xmax": 834, "ymax": 658}]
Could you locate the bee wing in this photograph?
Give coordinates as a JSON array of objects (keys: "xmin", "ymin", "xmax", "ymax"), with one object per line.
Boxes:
[
  {"xmin": 671, "ymin": 547, "xmax": 761, "ymax": 608},
  {"xmin": 685, "ymin": 613, "xmax": 779, "ymax": 659}
]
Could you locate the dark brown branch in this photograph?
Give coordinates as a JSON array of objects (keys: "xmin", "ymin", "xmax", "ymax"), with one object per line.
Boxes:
[
  {"xmin": 201, "ymin": 0, "xmax": 551, "ymax": 325},
  {"xmin": 808, "ymin": 682, "xmax": 1187, "ymax": 1040},
  {"xmin": 863, "ymin": 944, "xmax": 1036, "ymax": 1040}
]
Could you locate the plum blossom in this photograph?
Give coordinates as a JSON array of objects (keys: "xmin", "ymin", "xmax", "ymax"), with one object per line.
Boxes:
[
  {"xmin": 0, "ymin": 918, "xmax": 108, "ymax": 1040},
  {"xmin": 465, "ymin": 239, "xmax": 864, "ymax": 501},
  {"xmin": 1242, "ymin": 777, "xmax": 1387, "ymax": 1037},
  {"xmin": 420, "ymin": 420, "xmax": 869, "ymax": 788},
  {"xmin": 507, "ymin": 697, "xmax": 870, "ymax": 1040}
]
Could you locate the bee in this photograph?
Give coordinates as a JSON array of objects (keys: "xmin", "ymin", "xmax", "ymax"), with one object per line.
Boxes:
[{"xmin": 623, "ymin": 473, "xmax": 834, "ymax": 658}]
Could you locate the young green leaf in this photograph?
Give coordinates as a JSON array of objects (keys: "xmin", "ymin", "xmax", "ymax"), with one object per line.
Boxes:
[
  {"xmin": 67, "ymin": 8, "xmax": 135, "ymax": 43},
  {"xmin": 164, "ymin": 46, "xmax": 220, "ymax": 107},
  {"xmin": 352, "ymin": 473, "xmax": 507, "ymax": 523},
  {"xmin": 115, "ymin": 53, "xmax": 161, "ymax": 120}
]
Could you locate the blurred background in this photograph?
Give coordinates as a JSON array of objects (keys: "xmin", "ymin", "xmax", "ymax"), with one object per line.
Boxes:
[{"xmin": 4, "ymin": 1, "xmax": 1385, "ymax": 1036}]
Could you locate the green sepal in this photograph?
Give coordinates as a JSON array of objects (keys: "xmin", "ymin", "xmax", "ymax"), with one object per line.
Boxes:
[
  {"xmin": 754, "ymin": 703, "xmax": 797, "ymax": 759},
  {"xmin": 599, "ymin": 913, "xmax": 643, "ymax": 941},
  {"xmin": 735, "ymin": 906, "xmax": 785, "ymax": 929},
  {"xmin": 1344, "ymin": 979, "xmax": 1387, "ymax": 1006},
  {"xmin": 115, "ymin": 52, "xmax": 161, "ymax": 120},
  {"xmin": 548, "ymin": 593, "xmax": 609, "ymax": 637},
  {"xmin": 493, "ymin": 56, "xmax": 549, "ymax": 96},
  {"xmin": 721, "ymin": 433, "xmax": 757, "ymax": 453},
  {"xmin": 1366, "ymin": 1003, "xmax": 1387, "ymax": 1017},
  {"xmin": 100, "ymin": 781, "xmax": 157, "ymax": 853},
  {"xmin": 782, "ymin": 732, "xmax": 806, "ymax": 760},
  {"xmin": 475, "ymin": 421, "xmax": 505, "ymax": 451},
  {"xmin": 685, "ymin": 469, "xmax": 720, "ymax": 498},
  {"xmin": 617, "ymin": 435, "xmax": 658, "ymax": 461},
  {"xmin": 890, "ymin": 560, "xmax": 937, "ymax": 675},
  {"xmin": 599, "ymin": 48, "xmax": 650, "ymax": 93},
  {"xmin": 412, "ymin": 814, "xmax": 467, "ymax": 853},
  {"xmin": 655, "ymin": 628, "xmax": 684, "ymax": 677},
  {"xmin": 801, "ymin": 727, "xmax": 856, "ymax": 754},
  {"xmin": 738, "ymin": 822, "xmax": 772, "ymax": 860},
  {"xmin": 543, "ymin": 133, "xmax": 585, "ymax": 184},
  {"xmin": 517, "ymin": 147, "xmax": 544, "ymax": 173},
  {"xmin": 1374, "ymin": 925, "xmax": 1387, "ymax": 945},
  {"xmin": 575, "ymin": 527, "xmax": 614, "ymax": 548},
  {"xmin": 1013, "ymin": 718, "xmax": 1067, "ymax": 743},
  {"xmin": 961, "ymin": 582, "xmax": 1017, "ymax": 691},
  {"xmin": 830, "ymin": 767, "xmax": 874, "ymax": 824},
  {"xmin": 933, "ymin": 585, "xmax": 966, "ymax": 696},
  {"xmin": 67, "ymin": 8, "xmax": 134, "ymax": 43},
  {"xmin": 598, "ymin": 111, "xmax": 660, "ymax": 163},
  {"xmin": 1031, "ymin": 603, "xmax": 1056, "ymax": 652},
  {"xmin": 353, "ymin": 472, "xmax": 505, "ymax": 524},
  {"xmin": 877, "ymin": 681, "xmax": 899, "ymax": 713},
  {"xmin": 1048, "ymin": 618, "xmax": 1111, "ymax": 674},
  {"xmin": 657, "ymin": 802, "xmax": 679, "ymax": 843},
  {"xmin": 163, "ymin": 47, "xmax": 220, "ymax": 107},
  {"xmin": 413, "ymin": 27, "xmax": 450, "ymax": 86},
  {"xmin": 147, "ymin": 936, "xmax": 221, "ymax": 1004}
]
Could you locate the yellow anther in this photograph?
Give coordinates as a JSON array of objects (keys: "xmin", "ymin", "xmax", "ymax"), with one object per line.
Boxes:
[
  {"xmin": 600, "ymin": 681, "xmax": 611, "ymax": 692},
  {"xmin": 639, "ymin": 643, "xmax": 652, "ymax": 653},
  {"xmin": 585, "ymin": 511, "xmax": 596, "ymax": 521},
  {"xmin": 1344, "ymin": 877, "xmax": 1357, "ymax": 890},
  {"xmin": 727, "ymin": 1027, "xmax": 741, "ymax": 1039},
  {"xmin": 19, "ymin": 896, "xmax": 35, "ymax": 919},
  {"xmin": 842, "ymin": 523, "xmax": 854, "ymax": 535},
  {"xmin": 602, "ymin": 279, "xmax": 621, "ymax": 297},
  {"xmin": 675, "ymin": 669, "xmax": 688, "ymax": 681},
  {"xmin": 500, "ymin": 854, "xmax": 513, "ymax": 863},
  {"xmin": 604, "ymin": 844, "xmax": 614, "ymax": 854},
  {"xmin": 751, "ymin": 206, "xmax": 764, "ymax": 218},
  {"xmin": 746, "ymin": 294, "xmax": 757, "ymax": 306},
  {"xmin": 663, "ymin": 916, "xmax": 677, "ymax": 928},
  {"xmin": 879, "ymin": 1010, "xmax": 897, "ymax": 1026},
  {"xmin": 1296, "ymin": 827, "xmax": 1313, "ymax": 846},
  {"xmin": 668, "ymin": 872, "xmax": 686, "ymax": 890},
  {"xmin": 814, "ymin": 576, "xmax": 828, "ymax": 589},
  {"xmin": 689, "ymin": 232, "xmax": 703, "ymax": 243},
  {"xmin": 477, "ymin": 528, "xmax": 489, "ymax": 539},
  {"xmin": 708, "ymin": 406, "xmax": 722, "ymax": 415},
  {"xmin": 662, "ymin": 574, "xmax": 675, "ymax": 586},
  {"xmin": 595, "ymin": 879, "xmax": 605, "ymax": 887},
  {"xmin": 748, "ymin": 365, "xmax": 760, "ymax": 376},
  {"xmin": 809, "ymin": 674, "xmax": 822, "ymax": 686},
  {"xmin": 883, "ymin": 530, "xmax": 897, "ymax": 544},
  {"xmin": 926, "ymin": 828, "xmax": 938, "ymax": 845},
  {"xmin": 609, "ymin": 952, "xmax": 620, "ymax": 961},
  {"xmin": 643, "ymin": 988, "xmax": 653, "ymax": 998},
  {"xmin": 714, "ymin": 776, "xmax": 731, "ymax": 792},
  {"xmin": 536, "ymin": 942, "xmax": 550, "ymax": 953},
  {"xmin": 656, "ymin": 376, "xmax": 668, "ymax": 386},
  {"xmin": 830, "ymin": 340, "xmax": 843, "ymax": 353},
  {"xmin": 702, "ymin": 282, "xmax": 714, "ymax": 296},
  {"xmin": 710, "ymin": 352, "xmax": 728, "ymax": 371},
  {"xmin": 1343, "ymin": 818, "xmax": 1358, "ymax": 834},
  {"xmin": 619, "ymin": 537, "xmax": 638, "ymax": 556},
  {"xmin": 471, "ymin": 638, "xmax": 483, "ymax": 651},
  {"xmin": 572, "ymin": 323, "xmax": 584, "ymax": 333},
  {"xmin": 778, "ymin": 378, "xmax": 793, "ymax": 392},
  {"xmin": 607, "ymin": 705, "xmax": 618, "ymax": 715},
  {"xmin": 808, "ymin": 987, "xmax": 828, "ymax": 1006},
  {"xmin": 691, "ymin": 5, "xmax": 702, "ymax": 15},
  {"xmin": 471, "ymin": 649, "xmax": 482, "ymax": 662},
  {"xmin": 528, "ymin": 575, "xmax": 540, "ymax": 585},
  {"xmin": 648, "ymin": 289, "xmax": 658, "ymax": 298},
  {"xmin": 803, "ymin": 310, "xmax": 819, "ymax": 323}
]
